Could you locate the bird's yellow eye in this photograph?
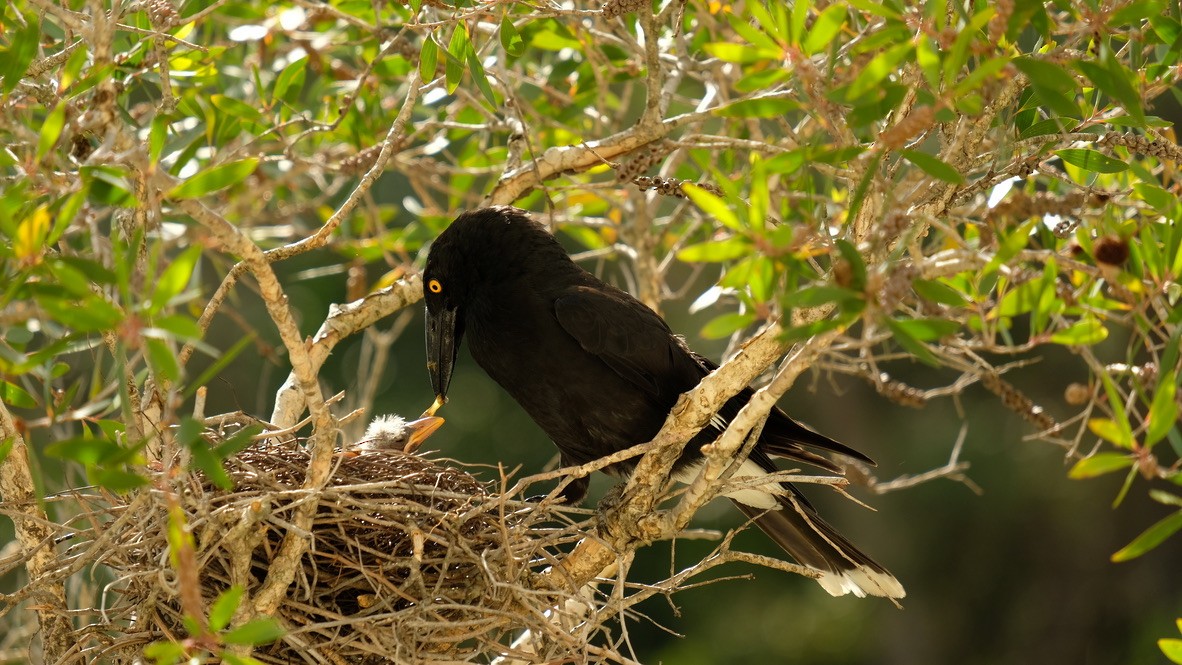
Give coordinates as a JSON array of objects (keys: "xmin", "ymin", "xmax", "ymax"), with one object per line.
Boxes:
[{"xmin": 428, "ymin": 279, "xmax": 443, "ymax": 294}]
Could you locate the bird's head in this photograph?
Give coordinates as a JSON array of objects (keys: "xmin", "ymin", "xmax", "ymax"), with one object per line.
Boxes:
[{"xmin": 423, "ymin": 206, "xmax": 561, "ymax": 400}]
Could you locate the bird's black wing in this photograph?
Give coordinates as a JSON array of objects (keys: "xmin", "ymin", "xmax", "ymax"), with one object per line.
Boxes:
[{"xmin": 553, "ymin": 286, "xmax": 703, "ymax": 400}]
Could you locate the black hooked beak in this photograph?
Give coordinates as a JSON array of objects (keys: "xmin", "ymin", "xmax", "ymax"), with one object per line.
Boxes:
[{"xmin": 426, "ymin": 305, "xmax": 460, "ymax": 400}]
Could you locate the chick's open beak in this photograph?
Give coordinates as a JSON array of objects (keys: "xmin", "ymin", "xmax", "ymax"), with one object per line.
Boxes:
[{"xmin": 402, "ymin": 415, "xmax": 445, "ymax": 453}]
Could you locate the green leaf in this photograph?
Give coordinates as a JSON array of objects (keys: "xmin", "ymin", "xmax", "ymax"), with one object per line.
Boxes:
[
  {"xmin": 149, "ymin": 115, "xmax": 169, "ymax": 165},
  {"xmin": 38, "ymin": 295, "xmax": 124, "ymax": 332},
  {"xmin": 1088, "ymin": 418, "xmax": 1133, "ymax": 449},
  {"xmin": 703, "ymin": 42, "xmax": 779, "ymax": 64},
  {"xmin": 0, "ymin": 438, "xmax": 13, "ymax": 467},
  {"xmin": 446, "ymin": 26, "xmax": 470, "ymax": 94},
  {"xmin": 915, "ymin": 36, "xmax": 941, "ymax": 90},
  {"xmin": 271, "ymin": 56, "xmax": 307, "ymax": 104},
  {"xmin": 210, "ymin": 95, "xmax": 264, "ymax": 125},
  {"xmin": 1, "ymin": 15, "xmax": 40, "ymax": 96},
  {"xmin": 45, "ymin": 436, "xmax": 121, "ymax": 465},
  {"xmin": 1014, "ymin": 57, "xmax": 1078, "ymax": 92},
  {"xmin": 222, "ymin": 618, "xmax": 284, "ymax": 645},
  {"xmin": 1076, "ymin": 54, "xmax": 1144, "ymax": 122},
  {"xmin": 950, "ymin": 56, "xmax": 1010, "ymax": 98},
  {"xmin": 1097, "ymin": 372, "xmax": 1135, "ymax": 449},
  {"xmin": 683, "ymin": 184, "xmax": 743, "ymax": 231},
  {"xmin": 885, "ymin": 317, "xmax": 940, "ymax": 366},
  {"xmin": 899, "ymin": 149, "xmax": 965, "ymax": 184},
  {"xmin": 890, "ymin": 317, "xmax": 960, "ymax": 342},
  {"xmin": 1, "ymin": 381, "xmax": 37, "ymax": 408},
  {"xmin": 1067, "ymin": 452, "xmax": 1133, "ymax": 479},
  {"xmin": 1050, "ymin": 318, "xmax": 1108, "ymax": 345},
  {"xmin": 150, "ymin": 246, "xmax": 202, "ymax": 314},
  {"xmin": 846, "ymin": 42, "xmax": 912, "ymax": 101},
  {"xmin": 90, "ymin": 467, "xmax": 149, "ymax": 493},
  {"xmin": 500, "ymin": 16, "xmax": 524, "ymax": 57},
  {"xmin": 168, "ymin": 159, "xmax": 259, "ymax": 199},
  {"xmin": 143, "ymin": 639, "xmax": 187, "ymax": 665},
  {"xmin": 420, "ymin": 34, "xmax": 439, "ymax": 81},
  {"xmin": 834, "ymin": 239, "xmax": 867, "ymax": 291},
  {"xmin": 992, "ymin": 279, "xmax": 1045, "ymax": 318},
  {"xmin": 1146, "ymin": 371, "xmax": 1178, "ymax": 448},
  {"xmin": 913, "ymin": 278, "xmax": 968, "ymax": 306},
  {"xmin": 1054, "ymin": 149, "xmax": 1128, "ymax": 174},
  {"xmin": 1111, "ymin": 509, "xmax": 1182, "ymax": 562},
  {"xmin": 37, "ymin": 101, "xmax": 68, "ymax": 163},
  {"xmin": 677, "ymin": 237, "xmax": 751, "ymax": 263},
  {"xmin": 145, "ymin": 338, "xmax": 181, "ymax": 383},
  {"xmin": 802, "ymin": 5, "xmax": 846, "ymax": 55},
  {"xmin": 1161, "ymin": 638, "xmax": 1182, "ymax": 665},
  {"xmin": 700, "ymin": 312, "xmax": 756, "ymax": 340},
  {"xmin": 466, "ymin": 46, "xmax": 498, "ymax": 107},
  {"xmin": 783, "ymin": 285, "xmax": 860, "ymax": 308},
  {"xmin": 209, "ymin": 586, "xmax": 244, "ymax": 632}
]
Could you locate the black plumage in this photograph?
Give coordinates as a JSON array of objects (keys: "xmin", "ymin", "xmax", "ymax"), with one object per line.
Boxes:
[{"xmin": 423, "ymin": 206, "xmax": 903, "ymax": 598}]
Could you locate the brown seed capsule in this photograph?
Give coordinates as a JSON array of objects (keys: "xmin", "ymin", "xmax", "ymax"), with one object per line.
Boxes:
[
  {"xmin": 1093, "ymin": 235, "xmax": 1129, "ymax": 266},
  {"xmin": 1064, "ymin": 382, "xmax": 1090, "ymax": 406}
]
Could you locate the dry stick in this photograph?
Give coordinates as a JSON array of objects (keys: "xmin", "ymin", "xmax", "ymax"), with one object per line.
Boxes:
[
  {"xmin": 535, "ymin": 320, "xmax": 794, "ymax": 593},
  {"xmin": 0, "ymin": 401, "xmax": 73, "ymax": 663},
  {"xmin": 179, "ymin": 69, "xmax": 423, "ymax": 375},
  {"xmin": 178, "ymin": 197, "xmax": 336, "ymax": 620}
]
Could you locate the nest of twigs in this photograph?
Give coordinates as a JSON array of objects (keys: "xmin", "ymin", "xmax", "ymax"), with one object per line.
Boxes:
[{"xmin": 55, "ymin": 425, "xmax": 604, "ymax": 664}]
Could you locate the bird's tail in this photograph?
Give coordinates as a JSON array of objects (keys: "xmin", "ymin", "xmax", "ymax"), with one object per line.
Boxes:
[{"xmin": 731, "ymin": 497, "xmax": 905, "ymax": 599}]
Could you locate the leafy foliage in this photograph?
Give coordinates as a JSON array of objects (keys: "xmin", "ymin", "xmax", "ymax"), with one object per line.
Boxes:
[{"xmin": 1, "ymin": 0, "xmax": 1181, "ymax": 661}]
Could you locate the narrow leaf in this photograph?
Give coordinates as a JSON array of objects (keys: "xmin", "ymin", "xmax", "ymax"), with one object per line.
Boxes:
[
  {"xmin": 500, "ymin": 15, "xmax": 524, "ymax": 57},
  {"xmin": 1111, "ymin": 509, "xmax": 1182, "ymax": 562},
  {"xmin": 1067, "ymin": 452, "xmax": 1133, "ymax": 479},
  {"xmin": 899, "ymin": 149, "xmax": 965, "ymax": 184},
  {"xmin": 168, "ymin": 159, "xmax": 259, "ymax": 199},
  {"xmin": 1055, "ymin": 149, "xmax": 1128, "ymax": 174},
  {"xmin": 1146, "ymin": 371, "xmax": 1178, "ymax": 448},
  {"xmin": 802, "ymin": 5, "xmax": 846, "ymax": 55},
  {"xmin": 37, "ymin": 101, "xmax": 68, "ymax": 162}
]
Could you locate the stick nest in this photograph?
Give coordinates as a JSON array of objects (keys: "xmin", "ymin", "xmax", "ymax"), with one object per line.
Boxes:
[{"xmin": 48, "ymin": 425, "xmax": 603, "ymax": 664}]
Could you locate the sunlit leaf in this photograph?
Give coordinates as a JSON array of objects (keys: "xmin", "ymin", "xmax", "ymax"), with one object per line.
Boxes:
[
  {"xmin": 802, "ymin": 5, "xmax": 846, "ymax": 55},
  {"xmin": 683, "ymin": 184, "xmax": 743, "ymax": 231},
  {"xmin": 209, "ymin": 586, "xmax": 244, "ymax": 632},
  {"xmin": 677, "ymin": 237, "xmax": 751, "ymax": 263},
  {"xmin": 1146, "ymin": 372, "xmax": 1178, "ymax": 448},
  {"xmin": 420, "ymin": 34, "xmax": 439, "ymax": 81},
  {"xmin": 1111, "ymin": 509, "xmax": 1182, "ymax": 562},
  {"xmin": 168, "ymin": 159, "xmax": 259, "ymax": 199},
  {"xmin": 37, "ymin": 101, "xmax": 67, "ymax": 162},
  {"xmin": 1067, "ymin": 452, "xmax": 1133, "ymax": 479},
  {"xmin": 1050, "ymin": 318, "xmax": 1108, "ymax": 345},
  {"xmin": 1088, "ymin": 418, "xmax": 1133, "ymax": 449},
  {"xmin": 500, "ymin": 15, "xmax": 524, "ymax": 57},
  {"xmin": 223, "ymin": 618, "xmax": 284, "ymax": 645},
  {"xmin": 847, "ymin": 42, "xmax": 912, "ymax": 100},
  {"xmin": 1055, "ymin": 149, "xmax": 1128, "ymax": 174},
  {"xmin": 271, "ymin": 56, "xmax": 307, "ymax": 104},
  {"xmin": 700, "ymin": 312, "xmax": 756, "ymax": 339},
  {"xmin": 899, "ymin": 149, "xmax": 965, "ymax": 184},
  {"xmin": 885, "ymin": 317, "xmax": 940, "ymax": 366},
  {"xmin": 890, "ymin": 317, "xmax": 960, "ymax": 342},
  {"xmin": 1161, "ymin": 638, "xmax": 1182, "ymax": 664}
]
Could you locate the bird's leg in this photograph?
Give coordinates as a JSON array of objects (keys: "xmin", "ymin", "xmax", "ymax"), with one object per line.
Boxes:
[
  {"xmin": 594, "ymin": 481, "xmax": 628, "ymax": 541},
  {"xmin": 525, "ymin": 473, "xmax": 589, "ymax": 503}
]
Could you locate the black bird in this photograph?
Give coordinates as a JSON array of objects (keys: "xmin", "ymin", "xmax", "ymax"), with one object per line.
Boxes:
[{"xmin": 423, "ymin": 206, "xmax": 903, "ymax": 598}]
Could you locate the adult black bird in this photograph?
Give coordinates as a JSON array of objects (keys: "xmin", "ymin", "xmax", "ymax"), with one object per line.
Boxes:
[{"xmin": 423, "ymin": 206, "xmax": 903, "ymax": 598}]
